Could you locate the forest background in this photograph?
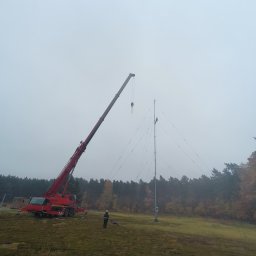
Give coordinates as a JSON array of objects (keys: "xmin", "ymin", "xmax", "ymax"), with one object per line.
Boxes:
[{"xmin": 1, "ymin": 150, "xmax": 256, "ymax": 222}]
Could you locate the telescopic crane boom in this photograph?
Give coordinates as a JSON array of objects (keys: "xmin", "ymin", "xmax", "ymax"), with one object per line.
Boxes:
[
  {"xmin": 45, "ymin": 73, "xmax": 135, "ymax": 197},
  {"xmin": 23, "ymin": 73, "xmax": 135, "ymax": 217}
]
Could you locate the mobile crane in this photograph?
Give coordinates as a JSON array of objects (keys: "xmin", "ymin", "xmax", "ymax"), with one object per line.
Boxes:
[{"xmin": 22, "ymin": 73, "xmax": 135, "ymax": 217}]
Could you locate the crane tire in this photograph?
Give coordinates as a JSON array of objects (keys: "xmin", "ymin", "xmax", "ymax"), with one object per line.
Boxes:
[{"xmin": 64, "ymin": 208, "xmax": 69, "ymax": 217}]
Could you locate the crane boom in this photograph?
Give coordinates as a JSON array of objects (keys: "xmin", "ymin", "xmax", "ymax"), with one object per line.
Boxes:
[{"xmin": 45, "ymin": 73, "xmax": 135, "ymax": 197}]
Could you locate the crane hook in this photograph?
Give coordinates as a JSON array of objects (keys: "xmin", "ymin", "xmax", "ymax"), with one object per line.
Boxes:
[{"xmin": 131, "ymin": 102, "xmax": 134, "ymax": 113}]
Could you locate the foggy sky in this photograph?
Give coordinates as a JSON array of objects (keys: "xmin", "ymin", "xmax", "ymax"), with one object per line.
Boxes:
[{"xmin": 1, "ymin": 0, "xmax": 256, "ymax": 182}]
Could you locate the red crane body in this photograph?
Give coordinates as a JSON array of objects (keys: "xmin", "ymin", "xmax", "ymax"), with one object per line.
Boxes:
[{"xmin": 22, "ymin": 73, "xmax": 135, "ymax": 217}]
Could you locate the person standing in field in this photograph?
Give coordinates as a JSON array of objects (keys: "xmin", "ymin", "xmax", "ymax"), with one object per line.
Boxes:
[{"xmin": 103, "ymin": 210, "xmax": 109, "ymax": 228}]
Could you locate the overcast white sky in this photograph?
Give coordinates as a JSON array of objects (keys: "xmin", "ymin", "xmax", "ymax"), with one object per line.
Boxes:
[{"xmin": 1, "ymin": 0, "xmax": 256, "ymax": 182}]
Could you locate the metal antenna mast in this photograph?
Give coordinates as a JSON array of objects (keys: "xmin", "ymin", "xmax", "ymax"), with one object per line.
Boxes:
[{"xmin": 154, "ymin": 99, "xmax": 158, "ymax": 222}]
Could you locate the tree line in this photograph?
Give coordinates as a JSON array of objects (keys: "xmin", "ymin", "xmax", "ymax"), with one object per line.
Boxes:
[{"xmin": 1, "ymin": 150, "xmax": 256, "ymax": 222}]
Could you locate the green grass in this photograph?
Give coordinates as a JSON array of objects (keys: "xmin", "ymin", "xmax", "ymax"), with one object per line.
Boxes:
[{"xmin": 0, "ymin": 209, "xmax": 256, "ymax": 255}]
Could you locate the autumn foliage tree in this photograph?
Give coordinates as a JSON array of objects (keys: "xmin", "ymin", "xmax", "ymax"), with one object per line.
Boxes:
[{"xmin": 238, "ymin": 152, "xmax": 256, "ymax": 220}]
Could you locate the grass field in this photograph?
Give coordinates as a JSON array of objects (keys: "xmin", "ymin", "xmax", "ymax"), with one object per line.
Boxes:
[{"xmin": 0, "ymin": 208, "xmax": 256, "ymax": 255}]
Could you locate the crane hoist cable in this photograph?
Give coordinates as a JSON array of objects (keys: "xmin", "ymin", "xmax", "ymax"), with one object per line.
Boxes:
[{"xmin": 130, "ymin": 77, "xmax": 135, "ymax": 113}]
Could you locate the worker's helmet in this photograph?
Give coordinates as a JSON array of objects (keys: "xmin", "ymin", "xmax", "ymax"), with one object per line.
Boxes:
[{"xmin": 105, "ymin": 210, "xmax": 109, "ymax": 213}]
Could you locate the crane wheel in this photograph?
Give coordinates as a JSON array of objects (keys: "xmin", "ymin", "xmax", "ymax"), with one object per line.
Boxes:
[
  {"xmin": 63, "ymin": 209, "xmax": 69, "ymax": 217},
  {"xmin": 69, "ymin": 208, "xmax": 75, "ymax": 217}
]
